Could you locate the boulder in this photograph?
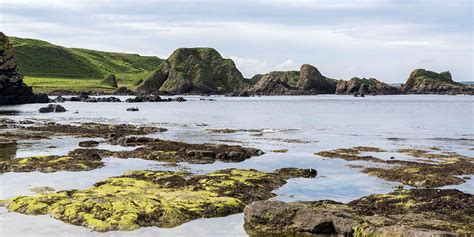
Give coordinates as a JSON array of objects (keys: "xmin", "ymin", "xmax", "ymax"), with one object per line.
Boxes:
[
  {"xmin": 38, "ymin": 104, "xmax": 67, "ymax": 113},
  {"xmin": 0, "ymin": 32, "xmax": 49, "ymax": 105}
]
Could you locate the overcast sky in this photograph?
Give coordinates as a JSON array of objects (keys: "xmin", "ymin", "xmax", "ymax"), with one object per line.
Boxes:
[{"xmin": 1, "ymin": 0, "xmax": 472, "ymax": 82}]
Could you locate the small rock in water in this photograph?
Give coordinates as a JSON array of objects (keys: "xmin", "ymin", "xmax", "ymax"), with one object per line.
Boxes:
[
  {"xmin": 78, "ymin": 140, "xmax": 99, "ymax": 147},
  {"xmin": 38, "ymin": 104, "xmax": 67, "ymax": 113},
  {"xmin": 126, "ymin": 107, "xmax": 139, "ymax": 112},
  {"xmin": 29, "ymin": 186, "xmax": 55, "ymax": 194}
]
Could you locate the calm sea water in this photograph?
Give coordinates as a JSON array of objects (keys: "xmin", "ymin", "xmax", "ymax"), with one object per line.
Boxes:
[{"xmin": 0, "ymin": 95, "xmax": 473, "ymax": 237}]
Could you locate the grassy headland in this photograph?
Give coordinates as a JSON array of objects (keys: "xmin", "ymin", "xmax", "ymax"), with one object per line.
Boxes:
[{"xmin": 11, "ymin": 37, "xmax": 162, "ymax": 92}]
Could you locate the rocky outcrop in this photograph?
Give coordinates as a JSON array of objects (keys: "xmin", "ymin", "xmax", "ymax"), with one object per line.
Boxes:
[
  {"xmin": 244, "ymin": 189, "xmax": 473, "ymax": 236},
  {"xmin": 297, "ymin": 64, "xmax": 336, "ymax": 94},
  {"xmin": 336, "ymin": 77, "xmax": 398, "ymax": 95},
  {"xmin": 0, "ymin": 32, "xmax": 49, "ymax": 105},
  {"xmin": 102, "ymin": 74, "xmax": 118, "ymax": 88},
  {"xmin": 237, "ymin": 72, "xmax": 299, "ymax": 96},
  {"xmin": 237, "ymin": 64, "xmax": 336, "ymax": 96},
  {"xmin": 249, "ymin": 71, "xmax": 299, "ymax": 87},
  {"xmin": 137, "ymin": 48, "xmax": 248, "ymax": 94},
  {"xmin": 400, "ymin": 69, "xmax": 473, "ymax": 94}
]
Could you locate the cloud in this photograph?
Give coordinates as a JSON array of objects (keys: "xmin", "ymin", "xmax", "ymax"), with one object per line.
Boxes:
[{"xmin": 1, "ymin": 0, "xmax": 472, "ymax": 82}]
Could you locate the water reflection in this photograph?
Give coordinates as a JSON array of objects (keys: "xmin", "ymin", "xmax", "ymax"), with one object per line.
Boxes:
[{"xmin": 0, "ymin": 142, "xmax": 17, "ymax": 160}]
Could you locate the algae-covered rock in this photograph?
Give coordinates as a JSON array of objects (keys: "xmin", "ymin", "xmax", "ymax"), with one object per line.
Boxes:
[
  {"xmin": 137, "ymin": 48, "xmax": 248, "ymax": 94},
  {"xmin": 0, "ymin": 148, "xmax": 103, "ymax": 173},
  {"xmin": 315, "ymin": 146, "xmax": 474, "ymax": 188},
  {"xmin": 400, "ymin": 69, "xmax": 473, "ymax": 94},
  {"xmin": 3, "ymin": 168, "xmax": 316, "ymax": 232},
  {"xmin": 0, "ymin": 32, "xmax": 49, "ymax": 105},
  {"xmin": 104, "ymin": 136, "xmax": 264, "ymax": 164},
  {"xmin": 244, "ymin": 189, "xmax": 473, "ymax": 235}
]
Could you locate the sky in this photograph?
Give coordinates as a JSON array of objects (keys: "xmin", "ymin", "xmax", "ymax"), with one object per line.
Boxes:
[{"xmin": 1, "ymin": 0, "xmax": 473, "ymax": 82}]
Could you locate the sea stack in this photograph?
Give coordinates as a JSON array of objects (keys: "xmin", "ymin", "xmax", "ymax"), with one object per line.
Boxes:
[{"xmin": 0, "ymin": 32, "xmax": 49, "ymax": 105}]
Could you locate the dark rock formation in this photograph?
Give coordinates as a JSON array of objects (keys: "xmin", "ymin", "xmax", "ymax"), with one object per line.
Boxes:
[
  {"xmin": 38, "ymin": 104, "xmax": 67, "ymax": 113},
  {"xmin": 236, "ymin": 64, "xmax": 336, "ymax": 96},
  {"xmin": 400, "ymin": 69, "xmax": 473, "ymax": 94},
  {"xmin": 297, "ymin": 64, "xmax": 336, "ymax": 94},
  {"xmin": 0, "ymin": 32, "xmax": 49, "ymax": 105},
  {"xmin": 336, "ymin": 77, "xmax": 398, "ymax": 95},
  {"xmin": 126, "ymin": 107, "xmax": 139, "ymax": 112},
  {"xmin": 137, "ymin": 48, "xmax": 248, "ymax": 94},
  {"xmin": 244, "ymin": 189, "xmax": 473, "ymax": 236},
  {"xmin": 125, "ymin": 95, "xmax": 186, "ymax": 103},
  {"xmin": 102, "ymin": 74, "xmax": 118, "ymax": 88},
  {"xmin": 238, "ymin": 72, "xmax": 298, "ymax": 96},
  {"xmin": 114, "ymin": 87, "xmax": 135, "ymax": 95}
]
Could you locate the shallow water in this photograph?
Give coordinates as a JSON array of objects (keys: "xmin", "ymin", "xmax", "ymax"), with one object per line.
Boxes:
[{"xmin": 0, "ymin": 95, "xmax": 473, "ymax": 236}]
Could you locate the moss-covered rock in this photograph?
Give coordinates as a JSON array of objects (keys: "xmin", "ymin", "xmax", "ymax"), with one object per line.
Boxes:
[
  {"xmin": 400, "ymin": 69, "xmax": 473, "ymax": 94},
  {"xmin": 104, "ymin": 136, "xmax": 264, "ymax": 164},
  {"xmin": 3, "ymin": 168, "xmax": 316, "ymax": 232},
  {"xmin": 0, "ymin": 148, "xmax": 103, "ymax": 173},
  {"xmin": 244, "ymin": 189, "xmax": 473, "ymax": 235},
  {"xmin": 137, "ymin": 48, "xmax": 248, "ymax": 94}
]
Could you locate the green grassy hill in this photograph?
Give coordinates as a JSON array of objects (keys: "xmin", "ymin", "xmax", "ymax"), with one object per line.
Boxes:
[{"xmin": 10, "ymin": 37, "xmax": 162, "ymax": 91}]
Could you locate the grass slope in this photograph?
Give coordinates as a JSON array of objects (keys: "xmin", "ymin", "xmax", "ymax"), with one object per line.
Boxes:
[{"xmin": 10, "ymin": 37, "xmax": 162, "ymax": 91}]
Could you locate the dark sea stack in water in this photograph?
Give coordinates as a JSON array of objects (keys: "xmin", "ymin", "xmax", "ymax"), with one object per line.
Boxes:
[
  {"xmin": 400, "ymin": 69, "xmax": 473, "ymax": 94},
  {"xmin": 137, "ymin": 48, "xmax": 248, "ymax": 94},
  {"xmin": 0, "ymin": 32, "xmax": 49, "ymax": 105},
  {"xmin": 297, "ymin": 64, "xmax": 336, "ymax": 94},
  {"xmin": 336, "ymin": 77, "xmax": 398, "ymax": 95},
  {"xmin": 102, "ymin": 74, "xmax": 118, "ymax": 88}
]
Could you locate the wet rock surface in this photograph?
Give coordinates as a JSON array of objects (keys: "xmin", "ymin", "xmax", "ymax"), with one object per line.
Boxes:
[
  {"xmin": 3, "ymin": 168, "xmax": 317, "ymax": 232},
  {"xmin": 244, "ymin": 188, "xmax": 473, "ymax": 236},
  {"xmin": 315, "ymin": 146, "xmax": 474, "ymax": 187}
]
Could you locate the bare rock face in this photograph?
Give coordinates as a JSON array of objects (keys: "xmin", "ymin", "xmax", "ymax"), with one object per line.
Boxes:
[
  {"xmin": 0, "ymin": 32, "xmax": 49, "ymax": 105},
  {"xmin": 297, "ymin": 64, "xmax": 336, "ymax": 94},
  {"xmin": 336, "ymin": 77, "xmax": 398, "ymax": 95},
  {"xmin": 400, "ymin": 69, "xmax": 473, "ymax": 94}
]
